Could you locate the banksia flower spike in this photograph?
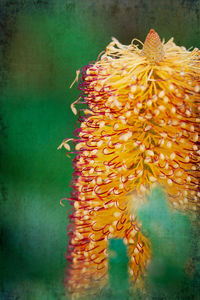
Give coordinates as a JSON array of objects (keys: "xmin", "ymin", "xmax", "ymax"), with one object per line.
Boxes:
[{"xmin": 61, "ymin": 29, "xmax": 200, "ymax": 298}]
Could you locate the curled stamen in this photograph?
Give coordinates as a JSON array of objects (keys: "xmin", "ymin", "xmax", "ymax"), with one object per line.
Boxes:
[
  {"xmin": 71, "ymin": 97, "xmax": 81, "ymax": 115},
  {"xmin": 70, "ymin": 69, "xmax": 81, "ymax": 88},
  {"xmin": 57, "ymin": 138, "xmax": 74, "ymax": 150}
]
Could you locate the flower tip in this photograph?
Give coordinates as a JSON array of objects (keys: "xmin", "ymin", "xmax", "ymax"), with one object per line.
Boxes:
[
  {"xmin": 149, "ymin": 29, "xmax": 156, "ymax": 35},
  {"xmin": 146, "ymin": 29, "xmax": 160, "ymax": 41},
  {"xmin": 142, "ymin": 29, "xmax": 164, "ymax": 63}
]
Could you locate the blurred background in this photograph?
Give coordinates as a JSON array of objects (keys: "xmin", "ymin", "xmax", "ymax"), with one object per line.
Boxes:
[{"xmin": 0, "ymin": 1, "xmax": 200, "ymax": 299}]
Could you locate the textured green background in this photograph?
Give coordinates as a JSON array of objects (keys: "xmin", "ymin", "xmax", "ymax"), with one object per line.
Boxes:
[{"xmin": 0, "ymin": 1, "xmax": 200, "ymax": 299}]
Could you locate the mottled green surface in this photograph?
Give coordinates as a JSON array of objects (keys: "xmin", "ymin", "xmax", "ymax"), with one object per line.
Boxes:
[{"xmin": 0, "ymin": 1, "xmax": 200, "ymax": 299}]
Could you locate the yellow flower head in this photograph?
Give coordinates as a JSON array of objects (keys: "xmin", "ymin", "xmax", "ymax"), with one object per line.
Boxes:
[{"xmin": 63, "ymin": 29, "xmax": 200, "ymax": 298}]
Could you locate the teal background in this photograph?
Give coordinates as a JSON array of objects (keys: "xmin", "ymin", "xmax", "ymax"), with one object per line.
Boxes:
[{"xmin": 0, "ymin": 1, "xmax": 200, "ymax": 299}]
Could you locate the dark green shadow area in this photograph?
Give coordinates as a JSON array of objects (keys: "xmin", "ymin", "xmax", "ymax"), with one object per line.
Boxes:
[
  {"xmin": 95, "ymin": 239, "xmax": 129, "ymax": 300},
  {"xmin": 108, "ymin": 239, "xmax": 129, "ymax": 297},
  {"xmin": 99, "ymin": 188, "xmax": 200, "ymax": 300},
  {"xmin": 137, "ymin": 187, "xmax": 200, "ymax": 300}
]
